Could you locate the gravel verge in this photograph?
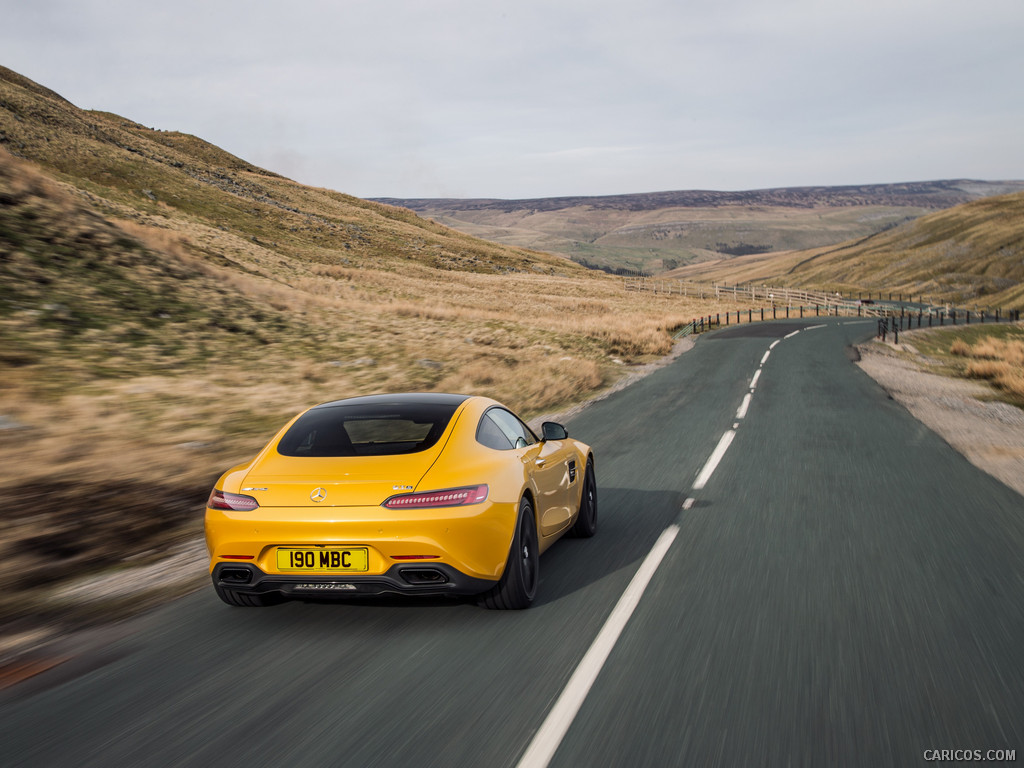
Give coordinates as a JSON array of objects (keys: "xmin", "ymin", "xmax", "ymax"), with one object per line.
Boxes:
[{"xmin": 856, "ymin": 334, "xmax": 1024, "ymax": 498}]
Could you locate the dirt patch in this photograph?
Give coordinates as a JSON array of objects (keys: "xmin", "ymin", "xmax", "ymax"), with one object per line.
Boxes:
[{"xmin": 856, "ymin": 336, "xmax": 1024, "ymax": 498}]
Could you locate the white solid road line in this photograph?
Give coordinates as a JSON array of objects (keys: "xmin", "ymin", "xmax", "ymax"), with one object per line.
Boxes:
[
  {"xmin": 736, "ymin": 393, "xmax": 752, "ymax": 419},
  {"xmin": 515, "ymin": 524, "xmax": 681, "ymax": 768}
]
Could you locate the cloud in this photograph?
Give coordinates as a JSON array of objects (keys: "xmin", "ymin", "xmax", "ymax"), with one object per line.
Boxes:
[{"xmin": 2, "ymin": 0, "xmax": 1023, "ymax": 197}]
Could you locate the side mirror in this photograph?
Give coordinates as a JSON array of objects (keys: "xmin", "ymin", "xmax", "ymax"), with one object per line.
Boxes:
[{"xmin": 541, "ymin": 422, "xmax": 568, "ymax": 441}]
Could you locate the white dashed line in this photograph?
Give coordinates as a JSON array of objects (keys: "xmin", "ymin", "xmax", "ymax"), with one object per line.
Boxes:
[
  {"xmin": 515, "ymin": 524, "xmax": 680, "ymax": 768},
  {"xmin": 692, "ymin": 430, "xmax": 736, "ymax": 490},
  {"xmin": 805, "ymin": 324, "xmax": 827, "ymax": 330},
  {"xmin": 784, "ymin": 330, "xmax": 800, "ymax": 339},
  {"xmin": 736, "ymin": 393, "xmax": 752, "ymax": 419},
  {"xmin": 520, "ymin": 325, "xmax": 828, "ymax": 766}
]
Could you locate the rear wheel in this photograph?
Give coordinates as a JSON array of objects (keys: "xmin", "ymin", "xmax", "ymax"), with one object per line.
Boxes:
[
  {"xmin": 478, "ymin": 498, "xmax": 539, "ymax": 609},
  {"xmin": 569, "ymin": 457, "xmax": 597, "ymax": 538}
]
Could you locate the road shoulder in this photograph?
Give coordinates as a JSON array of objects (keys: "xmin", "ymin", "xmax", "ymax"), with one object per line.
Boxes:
[{"xmin": 856, "ymin": 337, "xmax": 1024, "ymax": 498}]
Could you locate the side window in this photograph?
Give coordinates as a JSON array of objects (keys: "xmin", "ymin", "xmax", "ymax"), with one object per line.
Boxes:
[
  {"xmin": 487, "ymin": 408, "xmax": 537, "ymax": 449},
  {"xmin": 476, "ymin": 413, "xmax": 513, "ymax": 450}
]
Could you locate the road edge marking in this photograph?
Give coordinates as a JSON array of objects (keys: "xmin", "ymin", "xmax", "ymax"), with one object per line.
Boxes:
[{"xmin": 515, "ymin": 524, "xmax": 681, "ymax": 768}]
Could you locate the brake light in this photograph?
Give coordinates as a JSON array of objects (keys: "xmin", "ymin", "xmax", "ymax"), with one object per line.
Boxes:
[
  {"xmin": 207, "ymin": 489, "xmax": 260, "ymax": 511},
  {"xmin": 382, "ymin": 485, "xmax": 489, "ymax": 509}
]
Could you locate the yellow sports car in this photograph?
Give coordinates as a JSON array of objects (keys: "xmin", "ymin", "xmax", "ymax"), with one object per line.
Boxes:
[{"xmin": 204, "ymin": 393, "xmax": 596, "ymax": 609}]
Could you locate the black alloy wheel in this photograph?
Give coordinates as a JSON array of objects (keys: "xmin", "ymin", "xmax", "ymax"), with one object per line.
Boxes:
[
  {"xmin": 569, "ymin": 456, "xmax": 597, "ymax": 538},
  {"xmin": 478, "ymin": 497, "xmax": 539, "ymax": 609}
]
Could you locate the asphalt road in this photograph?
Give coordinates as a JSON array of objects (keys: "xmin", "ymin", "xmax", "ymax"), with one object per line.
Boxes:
[{"xmin": 2, "ymin": 318, "xmax": 1023, "ymax": 767}]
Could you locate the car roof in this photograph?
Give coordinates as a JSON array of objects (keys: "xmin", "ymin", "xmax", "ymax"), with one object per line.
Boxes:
[{"xmin": 311, "ymin": 392, "xmax": 473, "ymax": 410}]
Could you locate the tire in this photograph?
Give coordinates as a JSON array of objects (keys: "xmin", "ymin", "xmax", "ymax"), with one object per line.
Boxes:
[
  {"xmin": 568, "ymin": 456, "xmax": 597, "ymax": 538},
  {"xmin": 214, "ymin": 584, "xmax": 281, "ymax": 607},
  {"xmin": 478, "ymin": 497, "xmax": 539, "ymax": 610}
]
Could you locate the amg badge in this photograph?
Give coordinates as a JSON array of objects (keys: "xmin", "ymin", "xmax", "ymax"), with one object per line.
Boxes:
[{"xmin": 296, "ymin": 582, "xmax": 356, "ymax": 591}]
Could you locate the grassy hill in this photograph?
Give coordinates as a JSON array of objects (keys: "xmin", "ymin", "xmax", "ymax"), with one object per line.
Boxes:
[
  {"xmin": 667, "ymin": 191, "xmax": 1024, "ymax": 309},
  {"xmin": 377, "ymin": 181, "xmax": 1024, "ymax": 276},
  {"xmin": 1, "ymin": 65, "xmax": 747, "ymax": 628}
]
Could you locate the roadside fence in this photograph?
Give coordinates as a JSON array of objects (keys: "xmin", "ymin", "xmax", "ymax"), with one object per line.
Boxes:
[
  {"xmin": 625, "ymin": 276, "xmax": 938, "ymax": 309},
  {"xmin": 876, "ymin": 308, "xmax": 1023, "ymax": 344},
  {"xmin": 671, "ymin": 302, "xmax": 881, "ymax": 339},
  {"xmin": 639, "ymin": 275, "xmax": 1024, "ymax": 340}
]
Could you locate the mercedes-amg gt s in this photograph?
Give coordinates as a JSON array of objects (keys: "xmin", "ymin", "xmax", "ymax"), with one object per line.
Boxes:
[{"xmin": 205, "ymin": 393, "xmax": 596, "ymax": 609}]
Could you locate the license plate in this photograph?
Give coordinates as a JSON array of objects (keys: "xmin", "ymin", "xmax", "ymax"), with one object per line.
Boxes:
[{"xmin": 277, "ymin": 547, "xmax": 368, "ymax": 572}]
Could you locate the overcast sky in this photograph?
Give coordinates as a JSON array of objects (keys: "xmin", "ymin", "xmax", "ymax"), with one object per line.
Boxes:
[{"xmin": 3, "ymin": 0, "xmax": 1023, "ymax": 199}]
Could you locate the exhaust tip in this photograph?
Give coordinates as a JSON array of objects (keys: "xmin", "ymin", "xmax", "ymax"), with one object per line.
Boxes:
[
  {"xmin": 220, "ymin": 567, "xmax": 253, "ymax": 584},
  {"xmin": 400, "ymin": 568, "xmax": 448, "ymax": 585}
]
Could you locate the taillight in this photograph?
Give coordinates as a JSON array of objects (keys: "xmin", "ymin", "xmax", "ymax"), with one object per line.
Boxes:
[
  {"xmin": 382, "ymin": 485, "xmax": 488, "ymax": 509},
  {"xmin": 207, "ymin": 489, "xmax": 260, "ymax": 511}
]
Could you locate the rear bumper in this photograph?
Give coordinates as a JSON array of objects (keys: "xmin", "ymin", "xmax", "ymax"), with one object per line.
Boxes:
[
  {"xmin": 205, "ymin": 498, "xmax": 517, "ymax": 581},
  {"xmin": 212, "ymin": 561, "xmax": 497, "ymax": 600}
]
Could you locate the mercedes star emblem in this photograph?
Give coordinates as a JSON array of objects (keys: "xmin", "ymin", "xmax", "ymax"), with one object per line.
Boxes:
[{"xmin": 310, "ymin": 487, "xmax": 327, "ymax": 503}]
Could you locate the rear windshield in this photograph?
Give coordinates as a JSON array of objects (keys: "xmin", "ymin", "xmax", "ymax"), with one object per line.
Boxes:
[{"xmin": 277, "ymin": 402, "xmax": 459, "ymax": 457}]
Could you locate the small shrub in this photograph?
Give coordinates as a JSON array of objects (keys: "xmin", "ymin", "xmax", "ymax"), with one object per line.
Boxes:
[
  {"xmin": 950, "ymin": 339, "xmax": 971, "ymax": 356},
  {"xmin": 965, "ymin": 360, "xmax": 1007, "ymax": 380}
]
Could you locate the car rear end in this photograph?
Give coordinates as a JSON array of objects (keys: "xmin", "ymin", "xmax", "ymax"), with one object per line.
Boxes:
[{"xmin": 204, "ymin": 394, "xmax": 514, "ymax": 604}]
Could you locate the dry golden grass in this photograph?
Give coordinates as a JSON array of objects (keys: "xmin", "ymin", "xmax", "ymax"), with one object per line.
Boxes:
[
  {"xmin": 950, "ymin": 339, "xmax": 971, "ymax": 357},
  {"xmin": 0, "ymin": 141, "xmax": 743, "ymax": 596},
  {"xmin": 951, "ymin": 337, "xmax": 1024, "ymax": 399}
]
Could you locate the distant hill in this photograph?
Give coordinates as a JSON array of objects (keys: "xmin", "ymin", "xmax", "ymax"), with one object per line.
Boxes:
[
  {"xmin": 377, "ymin": 181, "xmax": 1024, "ymax": 276},
  {"xmin": 668, "ymin": 190, "xmax": 1024, "ymax": 309}
]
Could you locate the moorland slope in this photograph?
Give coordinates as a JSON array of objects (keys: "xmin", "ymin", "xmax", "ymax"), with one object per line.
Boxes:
[
  {"xmin": 378, "ymin": 181, "xmax": 1024, "ymax": 276},
  {"xmin": 667, "ymin": 190, "xmax": 1024, "ymax": 309}
]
